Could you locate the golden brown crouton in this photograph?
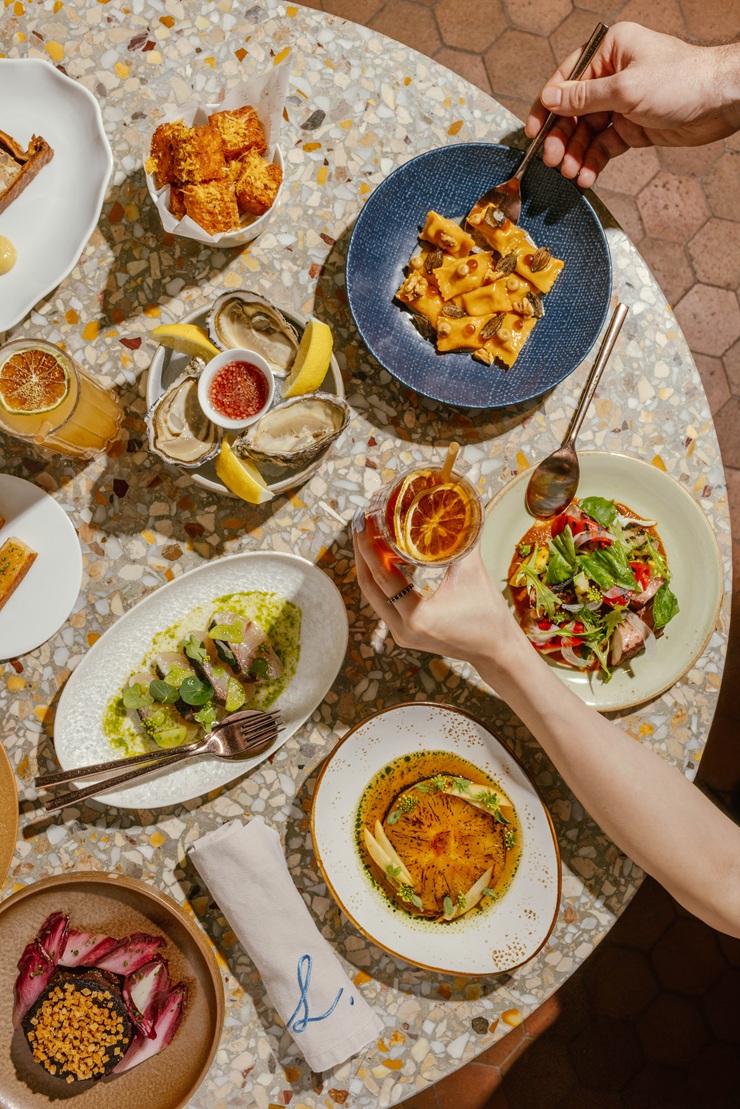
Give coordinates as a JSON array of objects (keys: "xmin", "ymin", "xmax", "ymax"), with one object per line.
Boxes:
[
  {"xmin": 168, "ymin": 185, "xmax": 187, "ymax": 221},
  {"xmin": 234, "ymin": 149, "xmax": 282, "ymax": 217},
  {"xmin": 209, "ymin": 105, "xmax": 267, "ymax": 160},
  {"xmin": 148, "ymin": 120, "xmax": 187, "ymax": 187},
  {"xmin": 172, "ymin": 124, "xmax": 226, "ymax": 185},
  {"xmin": 183, "ymin": 178, "xmax": 240, "ymax": 234}
]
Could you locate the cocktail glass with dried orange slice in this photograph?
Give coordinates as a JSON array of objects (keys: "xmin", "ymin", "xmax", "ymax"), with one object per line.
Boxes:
[
  {"xmin": 0, "ymin": 339, "xmax": 122, "ymax": 458},
  {"xmin": 368, "ymin": 449, "xmax": 483, "ymax": 569}
]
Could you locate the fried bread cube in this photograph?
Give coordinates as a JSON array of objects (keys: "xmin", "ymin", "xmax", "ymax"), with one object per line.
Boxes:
[
  {"xmin": 148, "ymin": 120, "xmax": 187, "ymax": 187},
  {"xmin": 172, "ymin": 124, "xmax": 227, "ymax": 185},
  {"xmin": 209, "ymin": 105, "xmax": 267, "ymax": 160},
  {"xmin": 420, "ymin": 211, "xmax": 475, "ymax": 257},
  {"xmin": 234, "ymin": 149, "xmax": 282, "ymax": 216},
  {"xmin": 183, "ymin": 178, "xmax": 240, "ymax": 234}
]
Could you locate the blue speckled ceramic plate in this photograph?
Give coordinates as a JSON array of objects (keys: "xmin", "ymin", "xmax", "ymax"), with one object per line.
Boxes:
[{"xmin": 346, "ymin": 143, "xmax": 611, "ymax": 409}]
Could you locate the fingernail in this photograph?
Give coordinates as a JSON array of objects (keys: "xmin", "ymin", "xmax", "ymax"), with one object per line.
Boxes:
[
  {"xmin": 352, "ymin": 508, "xmax": 366, "ymax": 534},
  {"xmin": 541, "ymin": 86, "xmax": 562, "ymax": 108}
]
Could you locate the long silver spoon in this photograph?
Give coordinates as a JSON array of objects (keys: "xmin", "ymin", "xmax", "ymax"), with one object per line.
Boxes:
[{"xmin": 525, "ymin": 302, "xmax": 629, "ymax": 519}]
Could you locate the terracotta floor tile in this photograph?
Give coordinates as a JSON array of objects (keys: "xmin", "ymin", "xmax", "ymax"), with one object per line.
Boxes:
[
  {"xmin": 694, "ymin": 352, "xmax": 731, "ymax": 416},
  {"xmin": 573, "ymin": 0, "xmax": 623, "ymax": 14},
  {"xmin": 688, "ymin": 217, "xmax": 740, "ymax": 290},
  {"xmin": 321, "ymin": 0, "xmax": 384, "ymax": 22},
  {"xmin": 482, "ymin": 1088, "xmax": 510, "ymax": 1109},
  {"xmin": 649, "ymin": 917, "xmax": 726, "ymax": 995},
  {"xmin": 637, "ymin": 993, "xmax": 709, "ymax": 1067},
  {"xmin": 688, "ymin": 1041, "xmax": 740, "ymax": 1103},
  {"xmin": 502, "ymin": 1040, "xmax": 578, "ymax": 1109},
  {"xmin": 637, "ymin": 237, "xmax": 695, "ymax": 307},
  {"xmin": 702, "ymin": 150, "xmax": 740, "ymax": 223},
  {"xmin": 368, "ymin": 1, "xmax": 442, "ymax": 57},
  {"xmin": 609, "ymin": 876, "xmax": 676, "ymax": 951},
  {"xmin": 476, "ymin": 1024, "xmax": 529, "ymax": 1071},
  {"xmin": 723, "ymin": 338, "xmax": 740, "ymax": 395},
  {"xmin": 680, "ymin": 0, "xmax": 740, "ymax": 41},
  {"xmin": 616, "ymin": 0, "xmax": 688, "ymax": 36},
  {"xmin": 523, "ymin": 992, "xmax": 560, "ymax": 1039},
  {"xmin": 568, "ymin": 1015, "xmax": 643, "ymax": 1089},
  {"xmin": 717, "ymin": 929, "xmax": 740, "ymax": 970},
  {"xmin": 636, "ymin": 171, "xmax": 708, "ymax": 243},
  {"xmin": 435, "ymin": 0, "xmax": 507, "ymax": 53},
  {"xmin": 589, "ymin": 946, "xmax": 659, "ymax": 1020},
  {"xmin": 623, "ymin": 1062, "xmax": 695, "ymax": 1109},
  {"xmin": 502, "ymin": 0, "xmax": 573, "ymax": 38},
  {"xmin": 484, "ymin": 29, "xmax": 555, "ymax": 102},
  {"xmin": 595, "ymin": 144, "xmax": 659, "ymax": 196},
  {"xmin": 704, "ymin": 968, "xmax": 740, "ymax": 1043},
  {"xmin": 433, "ymin": 47, "xmax": 493, "ymax": 96},
  {"xmin": 657, "ymin": 139, "xmax": 726, "ymax": 178},
  {"xmin": 593, "ymin": 188, "xmax": 645, "ymax": 244},
  {"xmin": 434, "ymin": 1061, "xmax": 502, "ymax": 1109},
  {"xmin": 398, "ymin": 1083, "xmax": 440, "ymax": 1109},
  {"xmin": 548, "ymin": 6, "xmax": 603, "ymax": 65},
  {"xmin": 674, "ymin": 285, "xmax": 740, "ymax": 358},
  {"xmin": 495, "ymin": 94, "xmax": 534, "ymax": 124},
  {"xmin": 553, "ymin": 1089, "xmax": 621, "ymax": 1109}
]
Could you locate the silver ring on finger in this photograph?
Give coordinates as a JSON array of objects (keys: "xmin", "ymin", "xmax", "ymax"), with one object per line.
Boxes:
[{"xmin": 387, "ymin": 584, "xmax": 414, "ymax": 606}]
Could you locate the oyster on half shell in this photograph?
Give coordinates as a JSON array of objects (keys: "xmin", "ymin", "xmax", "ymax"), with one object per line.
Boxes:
[
  {"xmin": 208, "ymin": 291, "xmax": 300, "ymax": 376},
  {"xmin": 232, "ymin": 392, "xmax": 349, "ymax": 470},
  {"xmin": 147, "ymin": 360, "xmax": 220, "ymax": 468}
]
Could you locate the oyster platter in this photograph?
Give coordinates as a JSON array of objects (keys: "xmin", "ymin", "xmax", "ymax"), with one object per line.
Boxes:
[{"xmin": 146, "ymin": 290, "xmax": 347, "ymax": 500}]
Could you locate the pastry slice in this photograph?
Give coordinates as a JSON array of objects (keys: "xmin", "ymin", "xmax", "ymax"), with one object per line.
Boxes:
[
  {"xmin": 0, "ymin": 129, "xmax": 54, "ymax": 217},
  {"xmin": 0, "ymin": 537, "xmax": 38, "ymax": 612}
]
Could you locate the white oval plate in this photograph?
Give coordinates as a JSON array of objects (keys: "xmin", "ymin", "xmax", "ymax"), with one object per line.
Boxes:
[
  {"xmin": 0, "ymin": 59, "xmax": 113, "ymax": 331},
  {"xmin": 54, "ymin": 552, "xmax": 348, "ymax": 809},
  {"xmin": 312, "ymin": 703, "xmax": 560, "ymax": 976},
  {"xmin": 146, "ymin": 302, "xmax": 345, "ymax": 498},
  {"xmin": 0, "ymin": 475, "xmax": 82, "ymax": 660},
  {"xmin": 481, "ymin": 451, "xmax": 725, "ymax": 712}
]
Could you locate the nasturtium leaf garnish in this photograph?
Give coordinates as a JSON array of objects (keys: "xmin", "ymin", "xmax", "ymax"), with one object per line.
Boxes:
[
  {"xmin": 148, "ymin": 679, "xmax": 180, "ymax": 704},
  {"xmin": 122, "ymin": 683, "xmax": 153, "ymax": 710},
  {"xmin": 182, "ymin": 635, "xmax": 208, "ymax": 663},
  {"xmin": 443, "ymin": 896, "xmax": 454, "ymax": 917},
  {"xmin": 178, "ymin": 675, "xmax": 213, "ymax": 706}
]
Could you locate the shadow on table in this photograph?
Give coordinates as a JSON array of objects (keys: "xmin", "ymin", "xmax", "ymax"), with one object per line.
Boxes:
[{"xmin": 312, "ymin": 222, "xmax": 549, "ymax": 450}]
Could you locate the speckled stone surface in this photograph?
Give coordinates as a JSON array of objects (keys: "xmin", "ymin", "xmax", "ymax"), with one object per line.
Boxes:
[{"xmin": 0, "ymin": 2, "xmax": 732, "ymax": 1108}]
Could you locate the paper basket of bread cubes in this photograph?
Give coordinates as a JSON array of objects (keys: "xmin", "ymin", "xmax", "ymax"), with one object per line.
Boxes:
[{"xmin": 144, "ymin": 55, "xmax": 290, "ymax": 246}]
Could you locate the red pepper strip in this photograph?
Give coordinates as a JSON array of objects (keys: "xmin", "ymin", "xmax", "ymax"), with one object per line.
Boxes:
[
  {"xmin": 537, "ymin": 618, "xmax": 553, "ymax": 631},
  {"xmin": 629, "ymin": 561, "xmax": 651, "ymax": 590}
]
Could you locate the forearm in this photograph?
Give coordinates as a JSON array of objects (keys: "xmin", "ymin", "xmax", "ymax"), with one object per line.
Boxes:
[
  {"xmin": 474, "ymin": 637, "xmax": 740, "ymax": 937},
  {"xmin": 712, "ymin": 42, "xmax": 740, "ymax": 135}
]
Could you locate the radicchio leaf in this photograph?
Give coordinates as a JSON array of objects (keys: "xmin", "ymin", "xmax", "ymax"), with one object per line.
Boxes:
[
  {"xmin": 13, "ymin": 913, "xmax": 69, "ymax": 1028},
  {"xmin": 122, "ymin": 956, "xmax": 171, "ymax": 1038},
  {"xmin": 113, "ymin": 983, "xmax": 188, "ymax": 1073},
  {"xmin": 94, "ymin": 932, "xmax": 166, "ymax": 975},
  {"xmin": 60, "ymin": 929, "xmax": 118, "ymax": 967}
]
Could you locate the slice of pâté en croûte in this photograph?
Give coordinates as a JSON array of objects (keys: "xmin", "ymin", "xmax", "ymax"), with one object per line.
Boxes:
[{"xmin": 0, "ymin": 129, "xmax": 54, "ymax": 217}]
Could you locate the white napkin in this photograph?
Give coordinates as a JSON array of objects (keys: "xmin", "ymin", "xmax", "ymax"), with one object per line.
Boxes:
[{"xmin": 188, "ymin": 817, "xmax": 382, "ymax": 1072}]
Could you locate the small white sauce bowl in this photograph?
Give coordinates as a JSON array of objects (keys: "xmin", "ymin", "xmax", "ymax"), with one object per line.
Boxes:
[{"xmin": 198, "ymin": 348, "xmax": 274, "ymax": 431}]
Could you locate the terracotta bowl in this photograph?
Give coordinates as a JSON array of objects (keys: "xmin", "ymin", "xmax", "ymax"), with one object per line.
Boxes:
[{"xmin": 0, "ymin": 872, "xmax": 224, "ymax": 1108}]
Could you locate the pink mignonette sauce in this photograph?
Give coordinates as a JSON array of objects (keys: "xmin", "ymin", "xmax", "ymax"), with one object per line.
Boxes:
[{"xmin": 208, "ymin": 360, "xmax": 269, "ymax": 421}]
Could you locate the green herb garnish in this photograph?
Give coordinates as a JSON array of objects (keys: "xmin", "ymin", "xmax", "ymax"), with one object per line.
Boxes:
[
  {"xmin": 148, "ymin": 679, "xmax": 180, "ymax": 704},
  {"xmin": 178, "ymin": 674, "xmax": 214, "ymax": 706},
  {"xmin": 653, "ymin": 582, "xmax": 679, "ymax": 628},
  {"xmin": 182, "ymin": 635, "xmax": 208, "ymax": 663},
  {"xmin": 580, "ymin": 496, "xmax": 618, "ymax": 528},
  {"xmin": 443, "ymin": 895, "xmax": 454, "ymax": 917},
  {"xmin": 122, "ymin": 683, "xmax": 153, "ymax": 710}
]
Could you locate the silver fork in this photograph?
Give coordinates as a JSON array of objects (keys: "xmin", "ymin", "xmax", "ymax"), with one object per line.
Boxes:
[{"xmin": 37, "ymin": 709, "xmax": 283, "ymax": 813}]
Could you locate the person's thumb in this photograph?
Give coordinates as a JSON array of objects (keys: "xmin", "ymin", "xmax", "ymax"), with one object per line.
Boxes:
[{"xmin": 541, "ymin": 73, "xmax": 627, "ymax": 117}]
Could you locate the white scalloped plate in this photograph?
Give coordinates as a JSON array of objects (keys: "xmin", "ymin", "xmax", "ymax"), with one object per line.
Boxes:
[
  {"xmin": 312, "ymin": 703, "xmax": 560, "ymax": 976},
  {"xmin": 54, "ymin": 552, "xmax": 348, "ymax": 809},
  {"xmin": 481, "ymin": 452, "xmax": 724, "ymax": 712}
]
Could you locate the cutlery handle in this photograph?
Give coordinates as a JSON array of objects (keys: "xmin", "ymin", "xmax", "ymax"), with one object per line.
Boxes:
[
  {"xmin": 516, "ymin": 22, "xmax": 609, "ymax": 181},
  {"xmin": 567, "ymin": 303, "xmax": 629, "ymax": 446},
  {"xmin": 41, "ymin": 748, "xmax": 196, "ymax": 813},
  {"xmin": 36, "ymin": 739, "xmax": 206, "ymax": 788}
]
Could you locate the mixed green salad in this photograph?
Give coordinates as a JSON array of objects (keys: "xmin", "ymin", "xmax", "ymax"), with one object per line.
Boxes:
[{"xmin": 508, "ymin": 496, "xmax": 679, "ymax": 679}]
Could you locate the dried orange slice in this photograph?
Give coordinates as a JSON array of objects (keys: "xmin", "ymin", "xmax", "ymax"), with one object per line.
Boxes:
[
  {"xmin": 0, "ymin": 347, "xmax": 69, "ymax": 414},
  {"xmin": 392, "ymin": 468, "xmax": 439, "ymax": 545},
  {"xmin": 402, "ymin": 482, "xmax": 472, "ymax": 563}
]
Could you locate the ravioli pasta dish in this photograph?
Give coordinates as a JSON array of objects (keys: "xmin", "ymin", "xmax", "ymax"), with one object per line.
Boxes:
[{"xmin": 396, "ymin": 209, "xmax": 564, "ymax": 368}]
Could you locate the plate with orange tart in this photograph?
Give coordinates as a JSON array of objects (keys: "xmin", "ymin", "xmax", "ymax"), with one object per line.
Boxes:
[
  {"xmin": 311, "ymin": 702, "xmax": 560, "ymax": 976},
  {"xmin": 145, "ymin": 292, "xmax": 347, "ymax": 503},
  {"xmin": 346, "ymin": 143, "xmax": 611, "ymax": 408}
]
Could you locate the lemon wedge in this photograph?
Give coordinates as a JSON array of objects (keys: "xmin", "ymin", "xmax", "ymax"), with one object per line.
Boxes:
[
  {"xmin": 215, "ymin": 438, "xmax": 274, "ymax": 504},
  {"xmin": 152, "ymin": 324, "xmax": 221, "ymax": 362},
  {"xmin": 282, "ymin": 319, "xmax": 333, "ymax": 398}
]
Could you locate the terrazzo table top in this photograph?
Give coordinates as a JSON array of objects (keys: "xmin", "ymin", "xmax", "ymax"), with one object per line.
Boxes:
[{"xmin": 0, "ymin": 2, "xmax": 732, "ymax": 1107}]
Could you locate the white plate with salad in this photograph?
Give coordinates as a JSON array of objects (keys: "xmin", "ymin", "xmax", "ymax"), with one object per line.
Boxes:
[
  {"xmin": 481, "ymin": 452, "xmax": 724, "ymax": 711},
  {"xmin": 53, "ymin": 552, "xmax": 348, "ymax": 809}
]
